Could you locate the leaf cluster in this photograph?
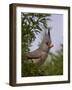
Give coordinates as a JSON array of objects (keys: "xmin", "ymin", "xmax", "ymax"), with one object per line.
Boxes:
[{"xmin": 21, "ymin": 12, "xmax": 51, "ymax": 60}]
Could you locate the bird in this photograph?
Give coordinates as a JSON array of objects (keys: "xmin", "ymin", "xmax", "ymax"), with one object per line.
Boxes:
[{"xmin": 26, "ymin": 28, "xmax": 54, "ymax": 65}]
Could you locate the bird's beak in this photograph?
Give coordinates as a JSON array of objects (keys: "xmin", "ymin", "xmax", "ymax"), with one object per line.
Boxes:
[{"xmin": 48, "ymin": 44, "xmax": 54, "ymax": 48}]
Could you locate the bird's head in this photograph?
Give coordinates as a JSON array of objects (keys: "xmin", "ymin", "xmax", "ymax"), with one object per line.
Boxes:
[{"xmin": 46, "ymin": 42, "xmax": 54, "ymax": 49}]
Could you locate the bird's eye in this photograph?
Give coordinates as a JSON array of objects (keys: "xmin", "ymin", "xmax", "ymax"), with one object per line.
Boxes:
[{"xmin": 46, "ymin": 42, "xmax": 48, "ymax": 45}]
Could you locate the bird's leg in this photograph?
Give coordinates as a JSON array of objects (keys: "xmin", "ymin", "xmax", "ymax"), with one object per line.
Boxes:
[
  {"xmin": 28, "ymin": 58, "xmax": 34, "ymax": 63},
  {"xmin": 31, "ymin": 59, "xmax": 34, "ymax": 63}
]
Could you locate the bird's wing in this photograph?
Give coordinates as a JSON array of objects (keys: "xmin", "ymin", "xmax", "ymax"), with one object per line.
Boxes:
[{"xmin": 26, "ymin": 49, "xmax": 42, "ymax": 59}]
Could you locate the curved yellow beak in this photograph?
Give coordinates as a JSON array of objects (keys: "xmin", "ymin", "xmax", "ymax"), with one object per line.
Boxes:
[{"xmin": 48, "ymin": 44, "xmax": 54, "ymax": 48}]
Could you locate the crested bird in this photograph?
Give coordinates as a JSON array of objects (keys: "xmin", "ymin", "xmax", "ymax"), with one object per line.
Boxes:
[{"xmin": 26, "ymin": 28, "xmax": 54, "ymax": 65}]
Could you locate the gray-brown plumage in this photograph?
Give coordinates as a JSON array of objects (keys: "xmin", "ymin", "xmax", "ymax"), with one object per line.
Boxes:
[{"xmin": 26, "ymin": 28, "xmax": 53, "ymax": 65}]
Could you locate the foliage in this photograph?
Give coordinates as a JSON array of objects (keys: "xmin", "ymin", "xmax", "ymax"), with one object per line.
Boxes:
[
  {"xmin": 21, "ymin": 12, "xmax": 51, "ymax": 75},
  {"xmin": 21, "ymin": 12, "xmax": 63, "ymax": 77},
  {"xmin": 21, "ymin": 12, "xmax": 51, "ymax": 53},
  {"xmin": 22, "ymin": 45, "xmax": 63, "ymax": 77}
]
